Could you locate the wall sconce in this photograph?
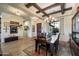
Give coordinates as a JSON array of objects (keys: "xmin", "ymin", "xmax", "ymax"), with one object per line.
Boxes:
[
  {"xmin": 24, "ymin": 21, "xmax": 29, "ymax": 26},
  {"xmin": 19, "ymin": 24, "xmax": 22, "ymax": 27},
  {"xmin": 17, "ymin": 24, "xmax": 22, "ymax": 28},
  {"xmin": 24, "ymin": 26, "xmax": 29, "ymax": 30}
]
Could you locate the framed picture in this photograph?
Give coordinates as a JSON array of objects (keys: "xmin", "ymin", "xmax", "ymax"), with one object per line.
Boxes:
[
  {"xmin": 10, "ymin": 25, "xmax": 18, "ymax": 33},
  {"xmin": 4, "ymin": 22, "xmax": 10, "ymax": 32},
  {"xmin": 24, "ymin": 26, "xmax": 29, "ymax": 30}
]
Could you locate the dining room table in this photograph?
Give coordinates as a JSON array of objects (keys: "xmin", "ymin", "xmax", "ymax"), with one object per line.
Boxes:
[{"xmin": 34, "ymin": 33, "xmax": 59, "ymax": 55}]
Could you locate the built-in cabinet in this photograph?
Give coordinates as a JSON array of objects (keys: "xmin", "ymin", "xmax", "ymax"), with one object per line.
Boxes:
[
  {"xmin": 72, "ymin": 12, "xmax": 79, "ymax": 46},
  {"xmin": 5, "ymin": 36, "xmax": 18, "ymax": 43},
  {"xmin": 70, "ymin": 12, "xmax": 79, "ymax": 56},
  {"xmin": 70, "ymin": 37, "xmax": 79, "ymax": 55},
  {"xmin": 0, "ymin": 17, "xmax": 1, "ymax": 43}
]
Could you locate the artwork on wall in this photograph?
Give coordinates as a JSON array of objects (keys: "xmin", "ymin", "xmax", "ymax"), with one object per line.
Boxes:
[
  {"xmin": 10, "ymin": 21, "xmax": 19, "ymax": 34},
  {"xmin": 4, "ymin": 22, "xmax": 10, "ymax": 32},
  {"xmin": 24, "ymin": 26, "xmax": 29, "ymax": 30},
  {"xmin": 10, "ymin": 25, "xmax": 18, "ymax": 34}
]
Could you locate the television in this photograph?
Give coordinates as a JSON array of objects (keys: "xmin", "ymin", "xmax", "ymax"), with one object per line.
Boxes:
[{"xmin": 10, "ymin": 25, "xmax": 18, "ymax": 33}]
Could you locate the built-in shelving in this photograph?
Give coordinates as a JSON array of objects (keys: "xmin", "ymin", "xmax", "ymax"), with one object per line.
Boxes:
[
  {"xmin": 69, "ymin": 12, "xmax": 79, "ymax": 56},
  {"xmin": 72, "ymin": 12, "xmax": 79, "ymax": 46},
  {"xmin": 0, "ymin": 17, "xmax": 1, "ymax": 43}
]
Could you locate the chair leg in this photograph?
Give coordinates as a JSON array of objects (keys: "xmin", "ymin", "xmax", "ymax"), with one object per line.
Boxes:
[
  {"xmin": 38, "ymin": 46, "xmax": 40, "ymax": 54},
  {"xmin": 46, "ymin": 51, "xmax": 47, "ymax": 56},
  {"xmin": 46, "ymin": 47, "xmax": 47, "ymax": 56},
  {"xmin": 50, "ymin": 44, "xmax": 54, "ymax": 56},
  {"xmin": 50, "ymin": 49, "xmax": 53, "ymax": 56},
  {"xmin": 55, "ymin": 46, "xmax": 58, "ymax": 54}
]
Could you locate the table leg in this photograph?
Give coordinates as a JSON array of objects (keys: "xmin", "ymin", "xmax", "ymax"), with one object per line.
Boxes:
[{"xmin": 35, "ymin": 40, "xmax": 38, "ymax": 52}]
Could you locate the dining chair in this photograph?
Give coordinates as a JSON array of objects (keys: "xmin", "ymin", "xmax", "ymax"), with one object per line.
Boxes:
[
  {"xmin": 53, "ymin": 33, "xmax": 60, "ymax": 54},
  {"xmin": 37, "ymin": 33, "xmax": 48, "ymax": 56}
]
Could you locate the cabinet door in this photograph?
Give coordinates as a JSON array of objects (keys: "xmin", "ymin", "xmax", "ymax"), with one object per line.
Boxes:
[
  {"xmin": 0, "ymin": 17, "xmax": 1, "ymax": 43},
  {"xmin": 75, "ymin": 15, "xmax": 79, "ymax": 43},
  {"xmin": 72, "ymin": 13, "xmax": 79, "ymax": 45}
]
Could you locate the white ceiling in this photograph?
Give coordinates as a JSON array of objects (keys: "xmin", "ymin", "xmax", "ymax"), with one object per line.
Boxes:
[
  {"xmin": 8, "ymin": 3, "xmax": 44, "ymax": 19},
  {"xmin": 45, "ymin": 5, "xmax": 60, "ymax": 14},
  {"xmin": 0, "ymin": 4, "xmax": 31, "ymax": 19},
  {"xmin": 0, "ymin": 3, "xmax": 76, "ymax": 20},
  {"xmin": 37, "ymin": 3, "xmax": 53, "ymax": 9},
  {"xmin": 7, "ymin": 5, "xmax": 27, "ymax": 16},
  {"xmin": 65, "ymin": 3, "xmax": 75, "ymax": 8}
]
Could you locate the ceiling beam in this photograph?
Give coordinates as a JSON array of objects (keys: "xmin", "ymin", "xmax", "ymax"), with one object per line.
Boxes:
[
  {"xmin": 36, "ymin": 3, "xmax": 61, "ymax": 13},
  {"xmin": 25, "ymin": 3, "xmax": 49, "ymax": 17},
  {"xmin": 61, "ymin": 3, "xmax": 65, "ymax": 14},
  {"xmin": 43, "ymin": 7, "xmax": 72, "ymax": 17},
  {"xmin": 33, "ymin": 3, "xmax": 49, "ymax": 17},
  {"xmin": 25, "ymin": 3, "xmax": 33, "ymax": 8}
]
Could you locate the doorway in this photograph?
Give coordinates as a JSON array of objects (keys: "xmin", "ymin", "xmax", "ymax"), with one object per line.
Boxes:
[{"xmin": 37, "ymin": 23, "xmax": 42, "ymax": 37}]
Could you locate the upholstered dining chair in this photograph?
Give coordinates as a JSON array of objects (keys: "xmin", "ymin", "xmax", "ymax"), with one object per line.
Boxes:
[
  {"xmin": 37, "ymin": 33, "xmax": 48, "ymax": 56},
  {"xmin": 53, "ymin": 33, "xmax": 60, "ymax": 54},
  {"xmin": 38, "ymin": 38, "xmax": 48, "ymax": 56}
]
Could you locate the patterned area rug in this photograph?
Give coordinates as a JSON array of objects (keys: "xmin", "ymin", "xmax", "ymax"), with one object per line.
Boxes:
[
  {"xmin": 23, "ymin": 41, "xmax": 72, "ymax": 56},
  {"xmin": 23, "ymin": 45, "xmax": 51, "ymax": 56}
]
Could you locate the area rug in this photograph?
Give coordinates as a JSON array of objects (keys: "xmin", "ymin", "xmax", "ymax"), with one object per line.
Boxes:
[
  {"xmin": 23, "ymin": 42, "xmax": 72, "ymax": 56},
  {"xmin": 23, "ymin": 45, "xmax": 51, "ymax": 56}
]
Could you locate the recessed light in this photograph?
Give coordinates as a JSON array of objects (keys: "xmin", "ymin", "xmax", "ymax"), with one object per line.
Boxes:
[{"xmin": 16, "ymin": 11, "xmax": 20, "ymax": 16}]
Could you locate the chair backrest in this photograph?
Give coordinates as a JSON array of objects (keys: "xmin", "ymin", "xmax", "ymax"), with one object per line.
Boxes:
[
  {"xmin": 57, "ymin": 33, "xmax": 60, "ymax": 44},
  {"xmin": 37, "ymin": 33, "xmax": 46, "ymax": 40},
  {"xmin": 54, "ymin": 33, "xmax": 60, "ymax": 45},
  {"xmin": 36, "ymin": 33, "xmax": 47, "ymax": 46}
]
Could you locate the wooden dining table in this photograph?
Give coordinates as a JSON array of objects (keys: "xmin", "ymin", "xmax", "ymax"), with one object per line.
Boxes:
[{"xmin": 34, "ymin": 33, "xmax": 59, "ymax": 55}]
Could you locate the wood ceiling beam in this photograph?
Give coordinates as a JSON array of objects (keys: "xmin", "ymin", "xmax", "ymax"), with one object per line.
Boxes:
[
  {"xmin": 25, "ymin": 3, "xmax": 33, "ymax": 8},
  {"xmin": 43, "ymin": 7, "xmax": 72, "ymax": 17},
  {"xmin": 25, "ymin": 3, "xmax": 49, "ymax": 17},
  {"xmin": 61, "ymin": 3, "xmax": 65, "ymax": 14},
  {"xmin": 33, "ymin": 3, "xmax": 49, "ymax": 17},
  {"xmin": 36, "ymin": 3, "xmax": 61, "ymax": 13}
]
